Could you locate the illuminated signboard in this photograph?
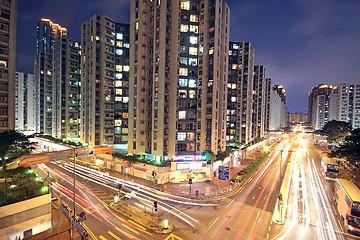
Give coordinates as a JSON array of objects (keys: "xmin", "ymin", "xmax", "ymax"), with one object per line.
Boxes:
[
  {"xmin": 176, "ymin": 162, "xmax": 203, "ymax": 170},
  {"xmin": 172, "ymin": 155, "xmax": 206, "ymax": 162}
]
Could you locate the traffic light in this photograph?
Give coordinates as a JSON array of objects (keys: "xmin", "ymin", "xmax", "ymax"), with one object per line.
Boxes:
[
  {"xmin": 154, "ymin": 200, "xmax": 158, "ymax": 211},
  {"xmin": 189, "ymin": 178, "xmax": 192, "ymax": 184}
]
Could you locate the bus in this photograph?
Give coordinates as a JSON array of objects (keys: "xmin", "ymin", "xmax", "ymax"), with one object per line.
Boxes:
[
  {"xmin": 321, "ymin": 156, "xmax": 339, "ymax": 180},
  {"xmin": 334, "ymin": 179, "xmax": 360, "ymax": 235}
]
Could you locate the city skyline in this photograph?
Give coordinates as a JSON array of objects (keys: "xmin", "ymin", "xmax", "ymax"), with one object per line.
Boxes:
[{"xmin": 16, "ymin": 0, "xmax": 360, "ymax": 114}]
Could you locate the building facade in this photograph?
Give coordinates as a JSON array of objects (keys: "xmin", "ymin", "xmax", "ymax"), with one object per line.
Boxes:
[
  {"xmin": 52, "ymin": 38, "xmax": 81, "ymax": 140},
  {"xmin": 34, "ymin": 18, "xmax": 67, "ymax": 134},
  {"xmin": 15, "ymin": 72, "xmax": 35, "ymax": 130},
  {"xmin": 288, "ymin": 112, "xmax": 308, "ymax": 124},
  {"xmin": 81, "ymin": 15, "xmax": 116, "ymax": 146},
  {"xmin": 264, "ymin": 77, "xmax": 272, "ymax": 132},
  {"xmin": 308, "ymin": 84, "xmax": 335, "ymax": 130},
  {"xmin": 335, "ymin": 83, "xmax": 360, "ymax": 129},
  {"xmin": 252, "ymin": 65, "xmax": 266, "ymax": 139},
  {"xmin": 0, "ymin": 0, "xmax": 17, "ymax": 131},
  {"xmin": 114, "ymin": 23, "xmax": 130, "ymax": 152},
  {"xmin": 269, "ymin": 85, "xmax": 287, "ymax": 130},
  {"xmin": 227, "ymin": 41, "xmax": 254, "ymax": 144},
  {"xmin": 129, "ymin": 0, "xmax": 230, "ymax": 159}
]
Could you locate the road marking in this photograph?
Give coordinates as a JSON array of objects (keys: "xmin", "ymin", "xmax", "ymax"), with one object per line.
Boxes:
[
  {"xmin": 266, "ymin": 233, "xmax": 269, "ymax": 239},
  {"xmin": 99, "ymin": 236, "xmax": 107, "ymax": 240},
  {"xmin": 134, "ymin": 202, "xmax": 144, "ymax": 208},
  {"xmin": 164, "ymin": 233, "xmax": 184, "ymax": 240},
  {"xmin": 332, "ymin": 205, "xmax": 337, "ymax": 216},
  {"xmin": 107, "ymin": 231, "xmax": 122, "ymax": 240},
  {"xmin": 115, "ymin": 227, "xmax": 135, "ymax": 239},
  {"xmin": 268, "ymin": 226, "xmax": 271, "ymax": 231},
  {"xmin": 140, "ymin": 200, "xmax": 152, "ymax": 207},
  {"xmin": 122, "ymin": 223, "xmax": 140, "ymax": 234},
  {"xmin": 128, "ymin": 220, "xmax": 146, "ymax": 231},
  {"xmin": 338, "ymin": 220, "xmax": 344, "ymax": 232},
  {"xmin": 252, "ymin": 196, "xmax": 255, "ymax": 199}
]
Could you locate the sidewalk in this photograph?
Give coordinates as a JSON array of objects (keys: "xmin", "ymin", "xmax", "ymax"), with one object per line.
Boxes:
[
  {"xmin": 108, "ymin": 159, "xmax": 252, "ymax": 198},
  {"xmin": 27, "ymin": 201, "xmax": 80, "ymax": 240}
]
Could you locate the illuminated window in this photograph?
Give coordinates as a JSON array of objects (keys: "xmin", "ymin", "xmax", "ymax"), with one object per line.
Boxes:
[
  {"xmin": 179, "ymin": 90, "xmax": 187, "ymax": 98},
  {"xmin": 232, "ymin": 84, "xmax": 236, "ymax": 89},
  {"xmin": 179, "ymin": 79, "xmax": 188, "ymax": 87},
  {"xmin": 135, "ymin": 22, "xmax": 139, "ymax": 30},
  {"xmin": 124, "ymin": 43, "xmax": 130, "ymax": 48},
  {"xmin": 189, "ymin": 58, "xmax": 197, "ymax": 66},
  {"xmin": 115, "ymin": 73, "xmax": 123, "ymax": 79},
  {"xmin": 116, "ymin": 89, "xmax": 122, "ymax": 95},
  {"xmin": 209, "ymin": 47, "xmax": 214, "ymax": 55},
  {"xmin": 115, "ymin": 120, "xmax": 122, "ymax": 126},
  {"xmin": 122, "ymin": 128, "xmax": 128, "ymax": 134},
  {"xmin": 116, "ymin": 65, "xmax": 123, "ymax": 71},
  {"xmin": 188, "ymin": 79, "xmax": 196, "ymax": 88},
  {"xmin": 180, "ymin": 57, "xmax": 188, "ymax": 65},
  {"xmin": 115, "ymin": 97, "xmax": 122, "ymax": 101},
  {"xmin": 122, "ymin": 113, "xmax": 128, "ymax": 119},
  {"xmin": 178, "ymin": 132, "xmax": 186, "ymax": 141},
  {"xmin": 116, "ymin": 49, "xmax": 123, "ymax": 55},
  {"xmin": 230, "ymin": 129, "xmax": 235, "ymax": 135},
  {"xmin": 231, "ymin": 97, "xmax": 236, "ymax": 102},
  {"xmin": 179, "ymin": 68, "xmax": 188, "ymax": 76},
  {"xmin": 190, "ymin": 14, "xmax": 198, "ymax": 22},
  {"xmin": 189, "ymin": 90, "xmax": 196, "ymax": 98},
  {"xmin": 189, "ymin": 47, "xmax": 198, "ymax": 55},
  {"xmin": 181, "ymin": 1, "xmax": 190, "ymax": 10},
  {"xmin": 0, "ymin": 61, "xmax": 7, "ymax": 67},
  {"xmin": 123, "ymin": 66, "xmax": 130, "ymax": 72},
  {"xmin": 179, "ymin": 111, "xmax": 186, "ymax": 119},
  {"xmin": 115, "ymin": 81, "xmax": 122, "ymax": 87},
  {"xmin": 116, "ymin": 33, "xmax": 123, "ymax": 40},
  {"xmin": 189, "ymin": 25, "xmax": 198, "ymax": 33},
  {"xmin": 232, "ymin": 64, "xmax": 237, "ymax": 70},
  {"xmin": 187, "ymin": 132, "xmax": 195, "ymax": 141},
  {"xmin": 233, "ymin": 44, "xmax": 239, "ymax": 49},
  {"xmin": 123, "ymin": 97, "xmax": 129, "ymax": 103},
  {"xmin": 189, "ymin": 36, "xmax": 197, "ymax": 44},
  {"xmin": 116, "ymin": 41, "xmax": 123, "ymax": 47},
  {"xmin": 181, "ymin": 24, "xmax": 189, "ymax": 32}
]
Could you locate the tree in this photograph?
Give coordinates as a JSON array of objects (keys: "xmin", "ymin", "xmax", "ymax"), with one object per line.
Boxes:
[
  {"xmin": 320, "ymin": 120, "xmax": 352, "ymax": 142},
  {"xmin": 328, "ymin": 128, "xmax": 360, "ymax": 163},
  {"xmin": 0, "ymin": 130, "xmax": 34, "ymax": 170}
]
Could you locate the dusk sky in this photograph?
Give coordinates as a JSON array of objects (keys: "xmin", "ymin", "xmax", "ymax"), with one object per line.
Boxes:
[{"xmin": 16, "ymin": 0, "xmax": 360, "ymax": 113}]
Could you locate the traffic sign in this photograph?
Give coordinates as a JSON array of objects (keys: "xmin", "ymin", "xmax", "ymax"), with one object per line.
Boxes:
[{"xmin": 218, "ymin": 166, "xmax": 229, "ymax": 181}]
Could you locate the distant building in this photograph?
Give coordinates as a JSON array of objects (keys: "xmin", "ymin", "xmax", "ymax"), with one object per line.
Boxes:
[
  {"xmin": 227, "ymin": 41, "xmax": 254, "ymax": 144},
  {"xmin": 34, "ymin": 18, "xmax": 68, "ymax": 134},
  {"xmin": 52, "ymin": 38, "xmax": 81, "ymax": 140},
  {"xmin": 288, "ymin": 112, "xmax": 308, "ymax": 124},
  {"xmin": 0, "ymin": 0, "xmax": 17, "ymax": 131},
  {"xmin": 333, "ymin": 83, "xmax": 360, "ymax": 129},
  {"xmin": 15, "ymin": 72, "xmax": 35, "ymax": 131},
  {"xmin": 264, "ymin": 78, "xmax": 272, "ymax": 132},
  {"xmin": 269, "ymin": 85, "xmax": 287, "ymax": 130},
  {"xmin": 252, "ymin": 65, "xmax": 266, "ymax": 139},
  {"xmin": 308, "ymin": 84, "xmax": 335, "ymax": 130},
  {"xmin": 128, "ymin": 0, "xmax": 230, "ymax": 159}
]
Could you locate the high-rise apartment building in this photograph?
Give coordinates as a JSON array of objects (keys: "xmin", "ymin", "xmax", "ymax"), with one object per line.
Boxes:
[
  {"xmin": 264, "ymin": 77, "xmax": 272, "ymax": 132},
  {"xmin": 288, "ymin": 112, "xmax": 308, "ymax": 124},
  {"xmin": 335, "ymin": 83, "xmax": 360, "ymax": 129},
  {"xmin": 52, "ymin": 38, "xmax": 81, "ymax": 140},
  {"xmin": 308, "ymin": 84, "xmax": 334, "ymax": 126},
  {"xmin": 81, "ymin": 15, "xmax": 116, "ymax": 146},
  {"xmin": 308, "ymin": 84, "xmax": 335, "ymax": 130},
  {"xmin": 114, "ymin": 23, "xmax": 130, "ymax": 152},
  {"xmin": 129, "ymin": 0, "xmax": 230, "ymax": 159},
  {"xmin": 269, "ymin": 85, "xmax": 287, "ymax": 130},
  {"xmin": 227, "ymin": 41, "xmax": 254, "ymax": 144},
  {"xmin": 0, "ymin": 0, "xmax": 17, "ymax": 131},
  {"xmin": 34, "ymin": 18, "xmax": 67, "ymax": 134},
  {"xmin": 252, "ymin": 65, "xmax": 266, "ymax": 139},
  {"xmin": 15, "ymin": 72, "xmax": 35, "ymax": 130}
]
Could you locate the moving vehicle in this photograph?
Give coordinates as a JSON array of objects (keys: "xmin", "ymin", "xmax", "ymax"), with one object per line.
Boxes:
[
  {"xmin": 334, "ymin": 179, "xmax": 360, "ymax": 235},
  {"xmin": 321, "ymin": 156, "xmax": 339, "ymax": 180}
]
